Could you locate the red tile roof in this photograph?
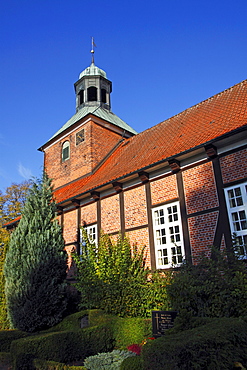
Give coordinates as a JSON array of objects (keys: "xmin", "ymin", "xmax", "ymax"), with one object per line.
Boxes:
[
  {"xmin": 54, "ymin": 80, "xmax": 247, "ymax": 204},
  {"xmin": 4, "ymin": 216, "xmax": 21, "ymax": 228}
]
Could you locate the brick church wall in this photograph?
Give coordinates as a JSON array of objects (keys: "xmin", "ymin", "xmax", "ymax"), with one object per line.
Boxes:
[
  {"xmin": 63, "ymin": 210, "xmax": 78, "ymax": 244},
  {"xmin": 150, "ymin": 174, "xmax": 178, "ymax": 205},
  {"xmin": 101, "ymin": 194, "xmax": 121, "ymax": 234},
  {"xmin": 126, "ymin": 227, "xmax": 151, "ymax": 268},
  {"xmin": 188, "ymin": 211, "xmax": 219, "ymax": 263},
  {"xmin": 220, "ymin": 148, "xmax": 247, "ymax": 184},
  {"xmin": 44, "ymin": 120, "xmax": 123, "ymax": 189},
  {"xmin": 183, "ymin": 162, "xmax": 219, "ymax": 214},
  {"xmin": 124, "ymin": 186, "xmax": 148, "ymax": 229},
  {"xmin": 80, "ymin": 202, "xmax": 97, "ymax": 225}
]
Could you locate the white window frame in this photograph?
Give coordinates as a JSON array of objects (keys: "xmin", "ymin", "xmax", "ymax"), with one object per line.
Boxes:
[
  {"xmin": 80, "ymin": 224, "xmax": 98, "ymax": 254},
  {"xmin": 62, "ymin": 141, "xmax": 70, "ymax": 162},
  {"xmin": 224, "ymin": 181, "xmax": 247, "ymax": 258},
  {"xmin": 85, "ymin": 224, "xmax": 98, "ymax": 245},
  {"xmin": 152, "ymin": 201, "xmax": 185, "ymax": 269}
]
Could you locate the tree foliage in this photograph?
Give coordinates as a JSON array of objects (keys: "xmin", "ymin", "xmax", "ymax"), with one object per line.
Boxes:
[
  {"xmin": 167, "ymin": 246, "xmax": 247, "ymax": 318},
  {"xmin": 74, "ymin": 229, "xmax": 171, "ymax": 317},
  {"xmin": 0, "ymin": 240, "xmax": 9, "ymax": 329},
  {"xmin": 4, "ymin": 173, "xmax": 68, "ymax": 332},
  {"xmin": 0, "ymin": 181, "xmax": 31, "ymax": 330},
  {"xmin": 0, "ymin": 181, "xmax": 32, "ymax": 224}
]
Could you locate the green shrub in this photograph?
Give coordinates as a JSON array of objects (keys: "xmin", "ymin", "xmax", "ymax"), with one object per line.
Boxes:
[
  {"xmin": 168, "ymin": 246, "xmax": 247, "ymax": 318},
  {"xmin": 110, "ymin": 316, "xmax": 152, "ymax": 349},
  {"xmin": 10, "ymin": 324, "xmax": 114, "ymax": 370},
  {"xmin": 0, "ymin": 329, "xmax": 30, "ymax": 351},
  {"xmin": 5, "ymin": 310, "xmax": 151, "ymax": 369},
  {"xmin": 0, "ymin": 352, "xmax": 12, "ymax": 368},
  {"xmin": 120, "ymin": 355, "xmax": 143, "ymax": 370},
  {"xmin": 83, "ymin": 350, "xmax": 136, "ymax": 370},
  {"xmin": 74, "ymin": 230, "xmax": 171, "ymax": 317},
  {"xmin": 34, "ymin": 358, "xmax": 87, "ymax": 369},
  {"xmin": 141, "ymin": 317, "xmax": 247, "ymax": 370}
]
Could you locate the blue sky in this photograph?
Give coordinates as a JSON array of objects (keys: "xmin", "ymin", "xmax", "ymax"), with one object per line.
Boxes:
[{"xmin": 0, "ymin": 0, "xmax": 247, "ymax": 192}]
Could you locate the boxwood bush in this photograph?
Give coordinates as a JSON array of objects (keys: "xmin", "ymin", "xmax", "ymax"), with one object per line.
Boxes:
[
  {"xmin": 10, "ymin": 325, "xmax": 114, "ymax": 370},
  {"xmin": 120, "ymin": 355, "xmax": 143, "ymax": 370},
  {"xmin": 8, "ymin": 309, "xmax": 151, "ymax": 369},
  {"xmin": 0, "ymin": 329, "xmax": 30, "ymax": 351},
  {"xmin": 141, "ymin": 317, "xmax": 247, "ymax": 370},
  {"xmin": 34, "ymin": 358, "xmax": 86, "ymax": 369}
]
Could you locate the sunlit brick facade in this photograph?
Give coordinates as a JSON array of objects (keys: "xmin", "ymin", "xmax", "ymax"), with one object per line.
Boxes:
[{"xmin": 38, "ymin": 59, "xmax": 247, "ymax": 273}]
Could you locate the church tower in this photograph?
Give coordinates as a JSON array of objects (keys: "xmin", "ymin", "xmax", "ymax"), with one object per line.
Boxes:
[{"xmin": 39, "ymin": 42, "xmax": 137, "ymax": 190}]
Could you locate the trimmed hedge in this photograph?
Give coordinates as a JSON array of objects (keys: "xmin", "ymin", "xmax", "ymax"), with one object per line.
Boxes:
[
  {"xmin": 34, "ymin": 358, "xmax": 86, "ymax": 369},
  {"xmin": 120, "ymin": 355, "xmax": 143, "ymax": 369},
  {"xmin": 1, "ymin": 310, "xmax": 151, "ymax": 369},
  {"xmin": 10, "ymin": 325, "xmax": 114, "ymax": 369},
  {"xmin": 0, "ymin": 329, "xmax": 30, "ymax": 351},
  {"xmin": 141, "ymin": 317, "xmax": 247, "ymax": 370}
]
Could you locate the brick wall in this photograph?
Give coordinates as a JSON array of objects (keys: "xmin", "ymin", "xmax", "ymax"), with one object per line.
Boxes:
[
  {"xmin": 101, "ymin": 194, "xmax": 121, "ymax": 234},
  {"xmin": 124, "ymin": 186, "xmax": 148, "ymax": 229},
  {"xmin": 81, "ymin": 202, "xmax": 97, "ymax": 225},
  {"xmin": 150, "ymin": 174, "xmax": 178, "ymax": 205},
  {"xmin": 220, "ymin": 148, "xmax": 247, "ymax": 184},
  {"xmin": 183, "ymin": 162, "xmax": 219, "ymax": 214},
  {"xmin": 126, "ymin": 227, "xmax": 151, "ymax": 268},
  {"xmin": 188, "ymin": 211, "xmax": 219, "ymax": 264},
  {"xmin": 44, "ymin": 120, "xmax": 123, "ymax": 189},
  {"xmin": 63, "ymin": 210, "xmax": 78, "ymax": 244}
]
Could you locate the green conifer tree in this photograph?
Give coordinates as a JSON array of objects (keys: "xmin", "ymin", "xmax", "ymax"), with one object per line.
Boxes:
[{"xmin": 4, "ymin": 173, "xmax": 68, "ymax": 332}]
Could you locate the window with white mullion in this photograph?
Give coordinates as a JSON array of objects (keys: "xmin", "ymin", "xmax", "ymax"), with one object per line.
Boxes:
[
  {"xmin": 225, "ymin": 182, "xmax": 247, "ymax": 257},
  {"xmin": 152, "ymin": 201, "xmax": 184, "ymax": 268},
  {"xmin": 79, "ymin": 224, "xmax": 98, "ymax": 255}
]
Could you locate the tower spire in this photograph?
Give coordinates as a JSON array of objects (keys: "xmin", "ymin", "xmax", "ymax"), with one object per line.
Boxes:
[{"xmin": 91, "ymin": 37, "xmax": 96, "ymax": 64}]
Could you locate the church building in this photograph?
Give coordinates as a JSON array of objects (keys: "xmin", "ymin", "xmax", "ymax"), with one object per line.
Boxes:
[{"xmin": 38, "ymin": 51, "xmax": 247, "ymax": 274}]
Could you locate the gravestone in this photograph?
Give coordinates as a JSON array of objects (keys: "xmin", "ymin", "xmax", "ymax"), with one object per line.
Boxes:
[
  {"xmin": 152, "ymin": 310, "xmax": 178, "ymax": 337},
  {"xmin": 80, "ymin": 315, "xmax": 89, "ymax": 328}
]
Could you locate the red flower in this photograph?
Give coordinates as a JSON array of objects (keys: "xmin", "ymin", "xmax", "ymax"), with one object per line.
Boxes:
[{"xmin": 127, "ymin": 344, "xmax": 142, "ymax": 355}]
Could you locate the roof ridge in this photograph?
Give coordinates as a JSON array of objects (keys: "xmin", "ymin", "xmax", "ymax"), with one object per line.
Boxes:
[
  {"xmin": 165, "ymin": 79, "xmax": 247, "ymax": 122},
  {"xmin": 132, "ymin": 79, "xmax": 247, "ymax": 137}
]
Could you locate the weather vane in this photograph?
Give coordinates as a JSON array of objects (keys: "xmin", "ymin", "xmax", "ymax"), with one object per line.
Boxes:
[{"xmin": 91, "ymin": 37, "xmax": 96, "ymax": 64}]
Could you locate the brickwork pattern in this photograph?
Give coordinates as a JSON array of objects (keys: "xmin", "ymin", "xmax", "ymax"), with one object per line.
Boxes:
[
  {"xmin": 44, "ymin": 120, "xmax": 122, "ymax": 189},
  {"xmin": 124, "ymin": 186, "xmax": 148, "ymax": 229},
  {"xmin": 81, "ymin": 202, "xmax": 97, "ymax": 225},
  {"xmin": 150, "ymin": 174, "xmax": 178, "ymax": 205},
  {"xmin": 63, "ymin": 210, "xmax": 78, "ymax": 244},
  {"xmin": 183, "ymin": 162, "xmax": 219, "ymax": 214},
  {"xmin": 220, "ymin": 148, "xmax": 247, "ymax": 184},
  {"xmin": 188, "ymin": 211, "xmax": 219, "ymax": 264},
  {"xmin": 101, "ymin": 194, "xmax": 121, "ymax": 234},
  {"xmin": 126, "ymin": 227, "xmax": 151, "ymax": 269}
]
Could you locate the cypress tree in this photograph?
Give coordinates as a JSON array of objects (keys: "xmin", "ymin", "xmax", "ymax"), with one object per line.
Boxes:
[{"xmin": 4, "ymin": 173, "xmax": 68, "ymax": 332}]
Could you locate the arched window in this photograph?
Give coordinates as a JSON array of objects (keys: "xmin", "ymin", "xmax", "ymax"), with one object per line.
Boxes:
[
  {"xmin": 101, "ymin": 88, "xmax": 107, "ymax": 103},
  {"xmin": 87, "ymin": 86, "xmax": 97, "ymax": 102},
  {"xmin": 79, "ymin": 90, "xmax": 84, "ymax": 105},
  {"xmin": 62, "ymin": 141, "xmax": 70, "ymax": 162}
]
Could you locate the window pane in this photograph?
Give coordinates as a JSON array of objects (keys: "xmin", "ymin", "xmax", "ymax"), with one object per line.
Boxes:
[{"xmin": 234, "ymin": 187, "xmax": 241, "ymax": 197}]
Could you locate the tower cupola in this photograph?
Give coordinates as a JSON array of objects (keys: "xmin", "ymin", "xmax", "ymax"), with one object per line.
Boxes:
[{"xmin": 74, "ymin": 41, "xmax": 112, "ymax": 112}]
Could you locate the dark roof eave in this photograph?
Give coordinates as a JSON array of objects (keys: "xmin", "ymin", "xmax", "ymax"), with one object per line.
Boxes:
[{"xmin": 56, "ymin": 124, "xmax": 247, "ymax": 207}]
